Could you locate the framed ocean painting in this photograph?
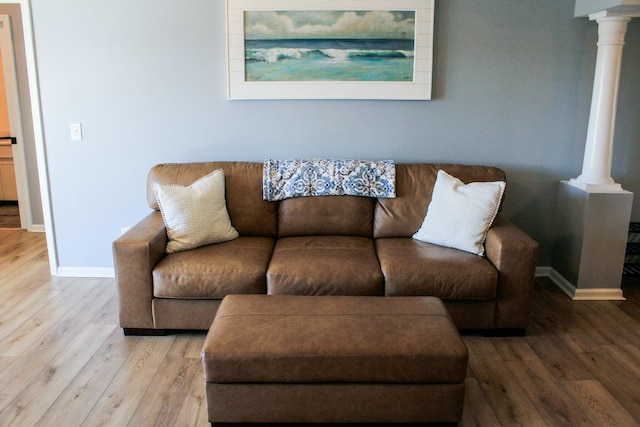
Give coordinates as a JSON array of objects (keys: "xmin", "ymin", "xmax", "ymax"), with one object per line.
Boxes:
[{"xmin": 226, "ymin": 0, "xmax": 435, "ymax": 100}]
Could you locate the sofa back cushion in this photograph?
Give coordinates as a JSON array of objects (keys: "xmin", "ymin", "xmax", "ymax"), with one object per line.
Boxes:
[
  {"xmin": 278, "ymin": 195, "xmax": 375, "ymax": 237},
  {"xmin": 374, "ymin": 164, "xmax": 506, "ymax": 238},
  {"xmin": 148, "ymin": 162, "xmax": 277, "ymax": 237}
]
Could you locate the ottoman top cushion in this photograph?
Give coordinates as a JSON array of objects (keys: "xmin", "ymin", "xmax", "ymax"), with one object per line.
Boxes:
[{"xmin": 203, "ymin": 295, "xmax": 468, "ymax": 384}]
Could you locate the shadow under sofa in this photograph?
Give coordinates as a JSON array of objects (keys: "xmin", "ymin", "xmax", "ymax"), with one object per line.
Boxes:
[{"xmin": 113, "ymin": 161, "xmax": 538, "ymax": 335}]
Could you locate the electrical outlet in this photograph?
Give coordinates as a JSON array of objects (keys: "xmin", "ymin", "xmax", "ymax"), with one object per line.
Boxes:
[
  {"xmin": 120, "ymin": 227, "xmax": 130, "ymax": 235},
  {"xmin": 70, "ymin": 123, "xmax": 83, "ymax": 141}
]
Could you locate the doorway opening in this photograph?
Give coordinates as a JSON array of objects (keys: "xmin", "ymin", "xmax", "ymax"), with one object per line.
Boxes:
[
  {"xmin": 0, "ymin": 1, "xmax": 57, "ymax": 275},
  {"xmin": 0, "ymin": 10, "xmax": 39, "ymax": 232},
  {"xmin": 0, "ymin": 29, "xmax": 19, "ymax": 229}
]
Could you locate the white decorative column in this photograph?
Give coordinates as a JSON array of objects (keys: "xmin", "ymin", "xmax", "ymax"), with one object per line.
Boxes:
[
  {"xmin": 551, "ymin": 3, "xmax": 637, "ymax": 300},
  {"xmin": 570, "ymin": 14, "xmax": 631, "ymax": 192}
]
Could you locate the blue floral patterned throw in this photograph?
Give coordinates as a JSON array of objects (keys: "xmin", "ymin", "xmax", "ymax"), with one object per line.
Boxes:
[{"xmin": 263, "ymin": 159, "xmax": 396, "ymax": 201}]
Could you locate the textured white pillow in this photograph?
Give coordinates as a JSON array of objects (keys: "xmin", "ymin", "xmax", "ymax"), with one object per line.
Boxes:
[
  {"xmin": 412, "ymin": 170, "xmax": 505, "ymax": 256},
  {"xmin": 152, "ymin": 169, "xmax": 239, "ymax": 253}
]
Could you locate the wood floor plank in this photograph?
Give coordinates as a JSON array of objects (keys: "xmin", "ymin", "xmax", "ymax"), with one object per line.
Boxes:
[
  {"xmin": 561, "ymin": 379, "xmax": 639, "ymax": 426},
  {"xmin": 0, "ymin": 287, "xmax": 60, "ymax": 342},
  {"xmin": 602, "ymin": 344, "xmax": 640, "ymax": 378},
  {"xmin": 94, "ymin": 328, "xmax": 142, "ymax": 360},
  {"xmin": 0, "ymin": 283, "xmax": 57, "ymax": 317},
  {"xmin": 505, "ymin": 359, "xmax": 593, "ymax": 426},
  {"xmin": 0, "ymin": 229, "xmax": 45, "ymax": 267},
  {"xmin": 581, "ymin": 299, "xmax": 640, "ymax": 346},
  {"xmin": 460, "ymin": 377, "xmax": 500, "ymax": 426},
  {"xmin": 574, "ymin": 345, "xmax": 640, "ymax": 420},
  {"xmin": 127, "ymin": 336, "xmax": 202, "ymax": 427},
  {"xmin": 0, "ymin": 227, "xmax": 20, "ymax": 245},
  {"xmin": 184, "ymin": 333, "xmax": 207, "ymax": 359},
  {"xmin": 0, "ymin": 246, "xmax": 56, "ymax": 296},
  {"xmin": 0, "ymin": 287, "xmax": 60, "ymax": 337},
  {"xmin": 0, "ymin": 282, "xmax": 113, "ymax": 394},
  {"xmin": 37, "ymin": 326, "xmax": 142, "ymax": 427},
  {"xmin": 0, "ymin": 355, "xmax": 15, "ymax": 374},
  {"xmin": 36, "ymin": 349, "xmax": 126, "ymax": 427},
  {"xmin": 531, "ymin": 282, "xmax": 612, "ymax": 349},
  {"xmin": 0, "ymin": 279, "xmax": 104, "ymax": 357},
  {"xmin": 491, "ymin": 337, "xmax": 538, "ymax": 362},
  {"xmin": 0, "ymin": 323, "xmax": 115, "ymax": 427},
  {"xmin": 174, "ymin": 364, "xmax": 209, "ymax": 427},
  {"xmin": 524, "ymin": 332, "xmax": 594, "ymax": 381},
  {"xmin": 465, "ymin": 337, "xmax": 547, "ymax": 426},
  {"xmin": 90, "ymin": 292, "xmax": 119, "ymax": 325},
  {"xmin": 0, "ymin": 393, "xmax": 14, "ymax": 413},
  {"xmin": 617, "ymin": 279, "xmax": 640, "ymax": 323},
  {"xmin": 80, "ymin": 336, "xmax": 175, "ymax": 427}
]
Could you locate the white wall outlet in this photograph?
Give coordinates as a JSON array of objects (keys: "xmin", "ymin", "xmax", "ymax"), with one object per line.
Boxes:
[
  {"xmin": 70, "ymin": 123, "xmax": 83, "ymax": 141},
  {"xmin": 120, "ymin": 227, "xmax": 130, "ymax": 235}
]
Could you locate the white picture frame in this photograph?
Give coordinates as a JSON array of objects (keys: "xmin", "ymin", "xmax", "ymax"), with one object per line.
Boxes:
[{"xmin": 226, "ymin": 0, "xmax": 435, "ymax": 100}]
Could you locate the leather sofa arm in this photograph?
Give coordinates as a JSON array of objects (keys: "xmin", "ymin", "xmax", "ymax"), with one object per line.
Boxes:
[
  {"xmin": 112, "ymin": 211, "xmax": 167, "ymax": 330},
  {"xmin": 484, "ymin": 215, "xmax": 538, "ymax": 330}
]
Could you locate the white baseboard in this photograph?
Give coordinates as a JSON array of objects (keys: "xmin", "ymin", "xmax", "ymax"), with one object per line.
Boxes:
[
  {"xmin": 535, "ymin": 266, "xmax": 551, "ymax": 277},
  {"xmin": 28, "ymin": 224, "xmax": 46, "ymax": 233},
  {"xmin": 56, "ymin": 267, "xmax": 115, "ymax": 278},
  {"xmin": 547, "ymin": 267, "xmax": 578, "ymax": 298},
  {"xmin": 537, "ymin": 266, "xmax": 626, "ymax": 301},
  {"xmin": 571, "ymin": 288, "xmax": 626, "ymax": 300}
]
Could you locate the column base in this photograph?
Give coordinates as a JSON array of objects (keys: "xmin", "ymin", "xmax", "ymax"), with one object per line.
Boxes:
[
  {"xmin": 551, "ymin": 180, "xmax": 633, "ymax": 299},
  {"xmin": 549, "ymin": 268, "xmax": 626, "ymax": 300},
  {"xmin": 568, "ymin": 178, "xmax": 623, "ymax": 193}
]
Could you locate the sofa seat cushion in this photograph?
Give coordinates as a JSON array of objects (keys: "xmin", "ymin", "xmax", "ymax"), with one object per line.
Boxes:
[
  {"xmin": 152, "ymin": 236, "xmax": 274, "ymax": 299},
  {"xmin": 375, "ymin": 238, "xmax": 497, "ymax": 300},
  {"xmin": 267, "ymin": 236, "xmax": 383, "ymax": 295}
]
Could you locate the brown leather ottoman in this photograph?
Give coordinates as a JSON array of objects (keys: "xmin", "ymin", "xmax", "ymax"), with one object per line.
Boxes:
[{"xmin": 202, "ymin": 295, "xmax": 468, "ymax": 425}]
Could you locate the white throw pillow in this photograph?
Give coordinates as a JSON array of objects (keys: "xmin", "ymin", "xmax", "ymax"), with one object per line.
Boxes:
[
  {"xmin": 412, "ymin": 170, "xmax": 505, "ymax": 256},
  {"xmin": 152, "ymin": 169, "xmax": 239, "ymax": 253}
]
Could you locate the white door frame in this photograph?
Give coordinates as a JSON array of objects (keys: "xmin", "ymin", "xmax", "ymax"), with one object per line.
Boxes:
[
  {"xmin": 2, "ymin": 0, "xmax": 57, "ymax": 275},
  {"xmin": 0, "ymin": 14, "xmax": 33, "ymax": 230}
]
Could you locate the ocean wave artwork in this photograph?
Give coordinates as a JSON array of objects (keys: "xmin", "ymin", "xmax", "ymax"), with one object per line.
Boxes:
[{"xmin": 244, "ymin": 11, "xmax": 416, "ymax": 82}]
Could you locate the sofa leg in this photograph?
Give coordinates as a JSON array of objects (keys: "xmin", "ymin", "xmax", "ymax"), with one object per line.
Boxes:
[{"xmin": 122, "ymin": 328, "xmax": 168, "ymax": 336}]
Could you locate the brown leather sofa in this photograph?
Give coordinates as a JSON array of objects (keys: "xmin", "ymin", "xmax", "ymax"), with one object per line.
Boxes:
[{"xmin": 113, "ymin": 161, "xmax": 538, "ymax": 335}]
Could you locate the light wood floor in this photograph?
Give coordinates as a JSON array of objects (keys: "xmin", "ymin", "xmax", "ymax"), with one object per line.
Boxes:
[
  {"xmin": 0, "ymin": 202, "xmax": 20, "ymax": 229},
  {"xmin": 0, "ymin": 229, "xmax": 639, "ymax": 426}
]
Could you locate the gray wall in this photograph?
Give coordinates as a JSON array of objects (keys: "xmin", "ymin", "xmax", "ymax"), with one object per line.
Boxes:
[{"xmin": 29, "ymin": 0, "xmax": 640, "ymax": 270}]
